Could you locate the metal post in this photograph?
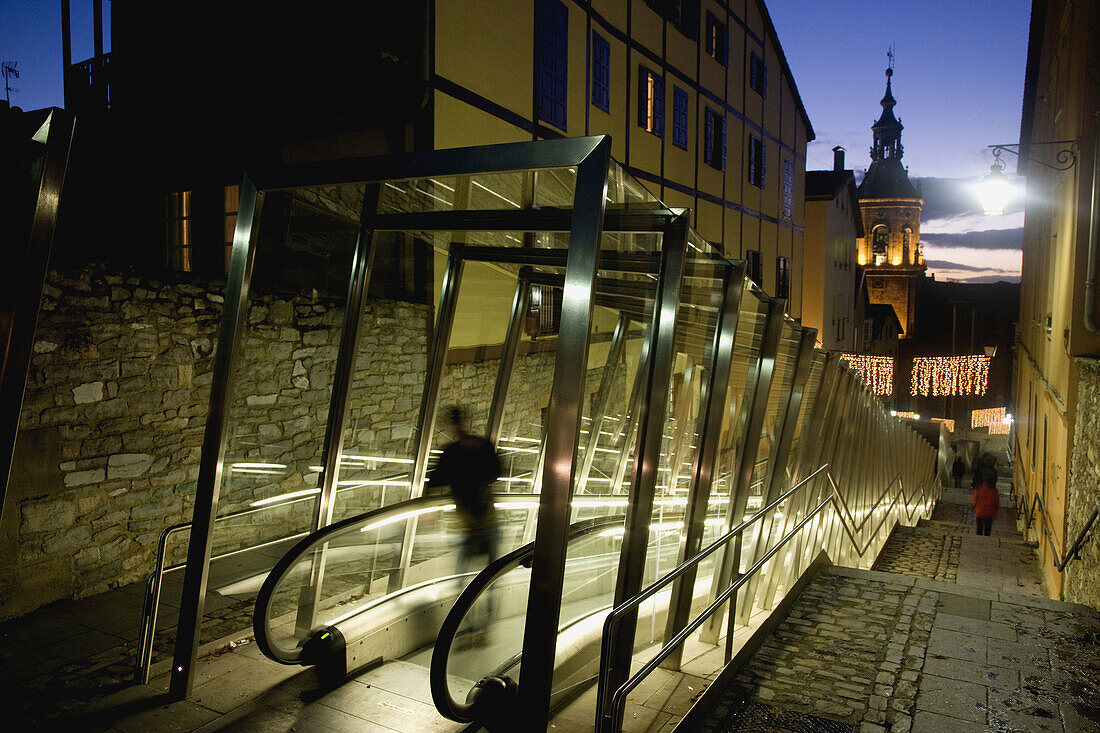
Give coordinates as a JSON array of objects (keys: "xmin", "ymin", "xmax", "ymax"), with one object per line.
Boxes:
[
  {"xmin": 487, "ymin": 272, "xmax": 532, "ymax": 447},
  {"xmin": 737, "ymin": 326, "xmax": 817, "ymax": 622},
  {"xmin": 661, "ymin": 262, "xmax": 744, "ymax": 670},
  {"xmin": 295, "ymin": 185, "xmax": 379, "ymax": 634},
  {"xmin": 576, "ymin": 314, "xmax": 629, "ymax": 492},
  {"xmin": 0, "ymin": 111, "xmax": 74, "ymax": 523},
  {"xmin": 700, "ymin": 297, "xmax": 782, "ymax": 648},
  {"xmin": 170, "ymin": 177, "xmax": 262, "ymax": 699},
  {"xmin": 518, "ymin": 137, "xmax": 611, "ymax": 729},
  {"xmin": 597, "ymin": 212, "xmax": 689, "ymax": 728},
  {"xmin": 391, "ymin": 247, "xmax": 465, "ymax": 591}
]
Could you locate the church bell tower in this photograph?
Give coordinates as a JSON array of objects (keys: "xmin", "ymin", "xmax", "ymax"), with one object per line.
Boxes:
[{"xmin": 856, "ymin": 64, "xmax": 926, "ymax": 337}]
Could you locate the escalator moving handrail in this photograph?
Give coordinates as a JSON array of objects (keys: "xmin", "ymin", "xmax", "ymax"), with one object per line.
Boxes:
[
  {"xmin": 430, "ymin": 514, "xmax": 625, "ymax": 723},
  {"xmin": 253, "ymin": 493, "xmax": 537, "ymax": 664}
]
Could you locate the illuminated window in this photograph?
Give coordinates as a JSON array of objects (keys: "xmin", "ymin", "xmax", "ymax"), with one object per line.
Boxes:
[
  {"xmin": 902, "ymin": 227, "xmax": 911, "ymax": 263},
  {"xmin": 705, "ymin": 12, "xmax": 727, "ymax": 65},
  {"xmin": 638, "ymin": 66, "xmax": 664, "ymax": 137},
  {"xmin": 750, "ymin": 52, "xmax": 767, "ymax": 97},
  {"xmin": 746, "ymin": 249, "xmax": 763, "ymax": 286},
  {"xmin": 776, "ymin": 256, "xmax": 790, "ymax": 300},
  {"xmin": 672, "ymin": 86, "xmax": 688, "ymax": 150},
  {"xmin": 224, "ymin": 184, "xmax": 239, "ymax": 272},
  {"xmin": 748, "ymin": 135, "xmax": 765, "ymax": 187},
  {"xmin": 591, "ymin": 32, "xmax": 610, "ymax": 112},
  {"xmin": 166, "ymin": 190, "xmax": 192, "ymax": 272},
  {"xmin": 782, "ymin": 158, "xmax": 794, "ymax": 220},
  {"xmin": 704, "ymin": 107, "xmax": 726, "ymax": 170},
  {"xmin": 872, "ymin": 225, "xmax": 888, "ymax": 265},
  {"xmin": 536, "ymin": 0, "xmax": 568, "ymax": 131}
]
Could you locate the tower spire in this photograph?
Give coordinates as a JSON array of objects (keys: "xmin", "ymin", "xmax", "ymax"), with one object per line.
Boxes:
[{"xmin": 870, "ymin": 59, "xmax": 903, "ymax": 162}]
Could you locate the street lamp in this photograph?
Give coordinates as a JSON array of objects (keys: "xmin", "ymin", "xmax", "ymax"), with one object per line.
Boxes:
[{"xmin": 979, "ymin": 141, "xmax": 1077, "ymax": 215}]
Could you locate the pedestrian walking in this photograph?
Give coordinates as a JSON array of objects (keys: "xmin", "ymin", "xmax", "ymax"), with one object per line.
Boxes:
[{"xmin": 971, "ymin": 453, "xmax": 1000, "ymax": 536}]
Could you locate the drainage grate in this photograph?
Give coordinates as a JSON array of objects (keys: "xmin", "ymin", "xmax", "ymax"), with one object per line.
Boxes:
[{"xmin": 720, "ymin": 701, "xmax": 856, "ymax": 733}]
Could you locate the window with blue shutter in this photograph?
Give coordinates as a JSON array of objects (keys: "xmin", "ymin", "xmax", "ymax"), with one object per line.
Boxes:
[
  {"xmin": 638, "ymin": 66, "xmax": 664, "ymax": 137},
  {"xmin": 536, "ymin": 0, "xmax": 568, "ymax": 131},
  {"xmin": 591, "ymin": 32, "xmax": 610, "ymax": 112},
  {"xmin": 704, "ymin": 107, "xmax": 725, "ymax": 170},
  {"xmin": 750, "ymin": 52, "xmax": 767, "ymax": 97},
  {"xmin": 782, "ymin": 158, "xmax": 794, "ymax": 220},
  {"xmin": 776, "ymin": 256, "xmax": 791, "ymax": 299},
  {"xmin": 747, "ymin": 249, "xmax": 763, "ymax": 286},
  {"xmin": 672, "ymin": 87, "xmax": 688, "ymax": 150},
  {"xmin": 748, "ymin": 135, "xmax": 765, "ymax": 188},
  {"xmin": 705, "ymin": 12, "xmax": 727, "ymax": 66}
]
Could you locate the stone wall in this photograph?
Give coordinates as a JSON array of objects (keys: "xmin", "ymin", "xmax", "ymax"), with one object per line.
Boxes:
[
  {"xmin": 1065, "ymin": 357, "xmax": 1100, "ymax": 610},
  {"xmin": 2, "ymin": 265, "xmax": 578, "ymax": 619}
]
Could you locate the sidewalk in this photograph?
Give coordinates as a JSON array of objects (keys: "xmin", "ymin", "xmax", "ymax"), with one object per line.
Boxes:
[{"xmin": 696, "ymin": 480, "xmax": 1100, "ymax": 733}]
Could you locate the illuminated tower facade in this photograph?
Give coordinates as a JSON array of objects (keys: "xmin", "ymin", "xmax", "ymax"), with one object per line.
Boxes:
[{"xmin": 856, "ymin": 67, "xmax": 925, "ymax": 337}]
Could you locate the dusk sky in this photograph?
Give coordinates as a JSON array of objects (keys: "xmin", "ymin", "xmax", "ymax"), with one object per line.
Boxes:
[
  {"xmin": 768, "ymin": 0, "xmax": 1032, "ymax": 283},
  {"xmin": 2, "ymin": 0, "xmax": 1029, "ymax": 282}
]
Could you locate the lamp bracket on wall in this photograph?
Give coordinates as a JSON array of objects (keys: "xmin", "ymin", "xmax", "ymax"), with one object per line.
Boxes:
[{"xmin": 988, "ymin": 141, "xmax": 1077, "ymax": 172}]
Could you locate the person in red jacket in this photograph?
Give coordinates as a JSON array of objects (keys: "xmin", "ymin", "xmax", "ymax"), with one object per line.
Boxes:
[{"xmin": 971, "ymin": 454, "xmax": 1000, "ymax": 536}]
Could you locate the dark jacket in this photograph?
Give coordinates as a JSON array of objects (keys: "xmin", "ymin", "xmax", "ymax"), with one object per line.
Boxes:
[{"xmin": 426, "ymin": 435, "xmax": 501, "ymax": 530}]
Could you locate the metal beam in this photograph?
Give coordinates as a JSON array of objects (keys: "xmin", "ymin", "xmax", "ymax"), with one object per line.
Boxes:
[
  {"xmin": 518, "ymin": 137, "xmax": 611, "ymax": 728},
  {"xmin": 170, "ymin": 177, "xmax": 263, "ymax": 699},
  {"xmin": 598, "ymin": 212, "xmax": 689, "ymax": 726}
]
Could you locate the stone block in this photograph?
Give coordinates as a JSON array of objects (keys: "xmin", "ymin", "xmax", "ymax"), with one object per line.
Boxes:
[
  {"xmin": 107, "ymin": 453, "xmax": 154, "ymax": 479},
  {"xmin": 21, "ymin": 499, "xmax": 77, "ymax": 532},
  {"xmin": 64, "ymin": 468, "xmax": 105, "ymax": 487},
  {"xmin": 71, "ymin": 382, "xmax": 105, "ymax": 404}
]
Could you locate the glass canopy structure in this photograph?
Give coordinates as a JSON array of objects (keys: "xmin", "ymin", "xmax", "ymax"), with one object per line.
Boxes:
[{"xmin": 164, "ymin": 135, "xmax": 938, "ymax": 730}]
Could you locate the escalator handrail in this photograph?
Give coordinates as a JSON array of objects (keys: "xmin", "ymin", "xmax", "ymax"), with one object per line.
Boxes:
[
  {"xmin": 252, "ymin": 492, "xmax": 540, "ymax": 664},
  {"xmin": 430, "ymin": 514, "xmax": 625, "ymax": 723}
]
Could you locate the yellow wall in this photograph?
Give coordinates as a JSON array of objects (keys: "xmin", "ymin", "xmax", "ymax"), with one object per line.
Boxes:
[{"xmin": 431, "ymin": 0, "xmax": 812, "ymax": 323}]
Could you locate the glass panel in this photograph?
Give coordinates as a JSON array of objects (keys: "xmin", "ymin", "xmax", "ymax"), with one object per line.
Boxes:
[{"xmin": 201, "ymin": 183, "xmax": 366, "ymax": 647}]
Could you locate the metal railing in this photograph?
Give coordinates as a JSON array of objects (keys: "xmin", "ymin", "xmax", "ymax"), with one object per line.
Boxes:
[
  {"xmin": 1014, "ymin": 471, "xmax": 1100, "ymax": 573},
  {"xmin": 134, "ymin": 492, "xmax": 320, "ymax": 683},
  {"xmin": 594, "ymin": 463, "xmax": 933, "ymax": 733}
]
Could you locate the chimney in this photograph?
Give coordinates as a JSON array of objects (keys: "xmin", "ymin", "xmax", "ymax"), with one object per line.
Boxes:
[{"xmin": 833, "ymin": 146, "xmax": 846, "ymax": 172}]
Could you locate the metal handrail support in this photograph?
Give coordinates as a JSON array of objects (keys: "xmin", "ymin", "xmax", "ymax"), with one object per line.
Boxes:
[
  {"xmin": 594, "ymin": 464, "xmax": 827, "ymax": 729},
  {"xmin": 1060, "ymin": 504, "xmax": 1100, "ymax": 571},
  {"xmin": 596, "ymin": 494, "xmax": 834, "ymax": 733},
  {"xmin": 827, "ymin": 472, "xmax": 902, "ymax": 536}
]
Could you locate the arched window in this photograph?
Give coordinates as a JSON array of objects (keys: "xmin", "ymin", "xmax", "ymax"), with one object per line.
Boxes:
[
  {"xmin": 902, "ymin": 227, "xmax": 912, "ymax": 263},
  {"xmin": 872, "ymin": 225, "xmax": 888, "ymax": 265}
]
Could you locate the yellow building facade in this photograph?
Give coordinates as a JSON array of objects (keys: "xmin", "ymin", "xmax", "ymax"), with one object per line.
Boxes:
[
  {"xmin": 1014, "ymin": 0, "xmax": 1100, "ymax": 605},
  {"xmin": 433, "ymin": 0, "xmax": 813, "ymax": 319}
]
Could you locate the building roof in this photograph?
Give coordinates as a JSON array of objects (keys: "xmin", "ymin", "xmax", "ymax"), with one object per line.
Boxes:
[
  {"xmin": 867, "ymin": 302, "xmax": 903, "ymax": 336},
  {"xmin": 806, "ymin": 168, "xmax": 865, "ymax": 237},
  {"xmin": 857, "ymin": 157, "xmax": 922, "ymax": 200}
]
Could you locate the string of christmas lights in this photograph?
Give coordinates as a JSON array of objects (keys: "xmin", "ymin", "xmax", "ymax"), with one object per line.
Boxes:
[
  {"xmin": 894, "ymin": 411, "xmax": 919, "ymax": 420},
  {"xmin": 972, "ymin": 407, "xmax": 1009, "ymax": 434},
  {"xmin": 910, "ymin": 355, "xmax": 990, "ymax": 396},
  {"xmin": 840, "ymin": 354, "xmax": 894, "ymax": 395},
  {"xmin": 930, "ymin": 417, "xmax": 955, "ymax": 432}
]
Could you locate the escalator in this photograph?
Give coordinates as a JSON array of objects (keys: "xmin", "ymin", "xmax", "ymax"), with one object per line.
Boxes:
[{"xmin": 253, "ymin": 490, "xmax": 716, "ymax": 729}]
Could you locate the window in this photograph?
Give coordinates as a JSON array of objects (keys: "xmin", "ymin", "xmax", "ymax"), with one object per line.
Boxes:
[
  {"xmin": 536, "ymin": 0, "xmax": 568, "ymax": 131},
  {"xmin": 591, "ymin": 32, "xmax": 610, "ymax": 112},
  {"xmin": 224, "ymin": 184, "xmax": 239, "ymax": 272},
  {"xmin": 705, "ymin": 12, "xmax": 727, "ymax": 65},
  {"xmin": 167, "ymin": 190, "xmax": 192, "ymax": 272},
  {"xmin": 872, "ymin": 225, "xmax": 888, "ymax": 265},
  {"xmin": 704, "ymin": 107, "xmax": 725, "ymax": 170},
  {"xmin": 902, "ymin": 227, "xmax": 912, "ymax": 263},
  {"xmin": 672, "ymin": 87, "xmax": 688, "ymax": 150},
  {"xmin": 776, "ymin": 256, "xmax": 791, "ymax": 300},
  {"xmin": 638, "ymin": 66, "xmax": 664, "ymax": 137},
  {"xmin": 645, "ymin": 0, "xmax": 699, "ymax": 40},
  {"xmin": 748, "ymin": 135, "xmax": 765, "ymax": 187},
  {"xmin": 746, "ymin": 249, "xmax": 763, "ymax": 286},
  {"xmin": 750, "ymin": 52, "xmax": 767, "ymax": 97},
  {"xmin": 782, "ymin": 158, "xmax": 794, "ymax": 220}
]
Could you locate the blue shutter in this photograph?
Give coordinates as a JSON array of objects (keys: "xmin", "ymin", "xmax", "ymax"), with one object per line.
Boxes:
[
  {"xmin": 720, "ymin": 116, "xmax": 727, "ymax": 171},
  {"xmin": 654, "ymin": 74, "xmax": 664, "ymax": 137},
  {"xmin": 720, "ymin": 21, "xmax": 729, "ymax": 65},
  {"xmin": 704, "ymin": 108, "xmax": 714, "ymax": 166},
  {"xmin": 761, "ymin": 138, "xmax": 766, "ymax": 187},
  {"xmin": 672, "ymin": 87, "xmax": 688, "ymax": 150},
  {"xmin": 747, "ymin": 135, "xmax": 756, "ymax": 184},
  {"xmin": 592, "ymin": 33, "xmax": 610, "ymax": 112},
  {"xmin": 638, "ymin": 67, "xmax": 648, "ymax": 128},
  {"xmin": 536, "ymin": 0, "xmax": 568, "ymax": 131}
]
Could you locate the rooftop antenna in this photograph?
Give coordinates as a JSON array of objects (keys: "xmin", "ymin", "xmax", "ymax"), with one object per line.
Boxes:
[{"xmin": 1, "ymin": 61, "xmax": 19, "ymax": 105}]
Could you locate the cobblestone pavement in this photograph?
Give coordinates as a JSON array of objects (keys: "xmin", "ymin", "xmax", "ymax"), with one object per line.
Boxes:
[{"xmin": 700, "ymin": 492, "xmax": 1100, "ymax": 733}]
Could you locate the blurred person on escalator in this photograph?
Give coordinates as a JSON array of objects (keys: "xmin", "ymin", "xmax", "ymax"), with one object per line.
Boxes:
[{"xmin": 426, "ymin": 406, "xmax": 501, "ymax": 642}]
